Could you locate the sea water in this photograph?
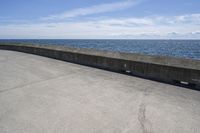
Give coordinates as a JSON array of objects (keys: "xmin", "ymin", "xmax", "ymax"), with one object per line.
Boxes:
[{"xmin": 0, "ymin": 39, "xmax": 200, "ymax": 60}]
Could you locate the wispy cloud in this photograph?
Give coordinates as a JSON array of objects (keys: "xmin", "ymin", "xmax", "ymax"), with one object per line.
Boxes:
[
  {"xmin": 1, "ymin": 14, "xmax": 200, "ymax": 39},
  {"xmin": 42, "ymin": 0, "xmax": 141, "ymax": 20},
  {"xmin": 95, "ymin": 14, "xmax": 200, "ymax": 27}
]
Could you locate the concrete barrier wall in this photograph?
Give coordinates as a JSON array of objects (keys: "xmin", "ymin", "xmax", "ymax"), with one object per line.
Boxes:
[{"xmin": 0, "ymin": 43, "xmax": 200, "ymax": 89}]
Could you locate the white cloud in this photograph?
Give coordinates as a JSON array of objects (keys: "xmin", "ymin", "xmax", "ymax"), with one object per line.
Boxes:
[
  {"xmin": 0, "ymin": 14, "xmax": 200, "ymax": 39},
  {"xmin": 42, "ymin": 0, "xmax": 140, "ymax": 20},
  {"xmin": 93, "ymin": 18, "xmax": 154, "ymax": 27}
]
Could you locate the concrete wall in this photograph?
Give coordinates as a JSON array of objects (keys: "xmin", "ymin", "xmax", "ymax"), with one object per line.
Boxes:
[{"xmin": 0, "ymin": 43, "xmax": 200, "ymax": 89}]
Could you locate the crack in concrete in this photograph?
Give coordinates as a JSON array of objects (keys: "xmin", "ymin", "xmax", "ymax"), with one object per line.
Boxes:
[
  {"xmin": 138, "ymin": 103, "xmax": 153, "ymax": 133},
  {"xmin": 122, "ymin": 87, "xmax": 154, "ymax": 133},
  {"xmin": 138, "ymin": 88, "xmax": 153, "ymax": 133},
  {"xmin": 138, "ymin": 103, "xmax": 146, "ymax": 133}
]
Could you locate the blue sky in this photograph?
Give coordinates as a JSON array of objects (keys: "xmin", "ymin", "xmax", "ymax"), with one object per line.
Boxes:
[{"xmin": 0, "ymin": 0, "xmax": 200, "ymax": 39}]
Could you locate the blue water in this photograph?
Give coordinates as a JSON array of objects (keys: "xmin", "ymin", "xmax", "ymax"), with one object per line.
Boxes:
[{"xmin": 0, "ymin": 39, "xmax": 200, "ymax": 60}]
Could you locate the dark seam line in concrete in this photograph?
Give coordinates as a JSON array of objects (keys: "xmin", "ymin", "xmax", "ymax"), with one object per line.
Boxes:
[
  {"xmin": 0, "ymin": 54, "xmax": 31, "ymax": 64},
  {"xmin": 0, "ymin": 72, "xmax": 78, "ymax": 94}
]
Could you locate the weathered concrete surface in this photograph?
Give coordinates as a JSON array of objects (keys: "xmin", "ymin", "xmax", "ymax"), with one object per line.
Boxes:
[{"xmin": 0, "ymin": 50, "xmax": 200, "ymax": 133}]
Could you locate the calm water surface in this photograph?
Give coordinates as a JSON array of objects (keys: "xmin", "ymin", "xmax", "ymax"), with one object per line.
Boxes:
[{"xmin": 0, "ymin": 39, "xmax": 200, "ymax": 60}]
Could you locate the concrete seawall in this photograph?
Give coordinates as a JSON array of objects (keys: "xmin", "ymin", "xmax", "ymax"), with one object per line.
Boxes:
[{"xmin": 0, "ymin": 43, "xmax": 200, "ymax": 89}]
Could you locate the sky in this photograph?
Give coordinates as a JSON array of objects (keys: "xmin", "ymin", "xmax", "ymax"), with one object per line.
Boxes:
[{"xmin": 0, "ymin": 0, "xmax": 200, "ymax": 39}]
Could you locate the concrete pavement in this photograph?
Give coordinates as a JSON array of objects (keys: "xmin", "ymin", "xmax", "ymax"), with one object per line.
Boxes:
[{"xmin": 0, "ymin": 50, "xmax": 200, "ymax": 133}]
